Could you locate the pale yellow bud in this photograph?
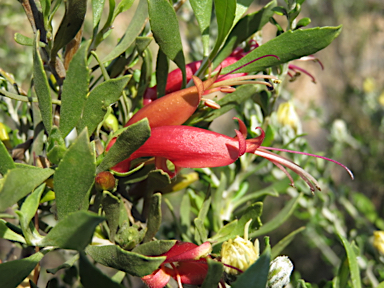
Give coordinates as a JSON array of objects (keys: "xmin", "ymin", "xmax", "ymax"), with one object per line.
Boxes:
[
  {"xmin": 221, "ymin": 236, "xmax": 259, "ymax": 275},
  {"xmin": 373, "ymin": 231, "xmax": 384, "ymax": 255},
  {"xmin": 276, "ymin": 102, "xmax": 301, "ymax": 132}
]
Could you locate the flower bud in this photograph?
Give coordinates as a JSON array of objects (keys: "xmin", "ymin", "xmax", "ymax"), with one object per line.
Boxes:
[
  {"xmin": 95, "ymin": 171, "xmax": 116, "ymax": 192},
  {"xmin": 373, "ymin": 231, "xmax": 384, "ymax": 255},
  {"xmin": 221, "ymin": 236, "xmax": 259, "ymax": 275},
  {"xmin": 276, "ymin": 102, "xmax": 301, "ymax": 133},
  {"xmin": 267, "ymin": 256, "xmax": 294, "ymax": 288},
  {"xmin": 102, "ymin": 114, "xmax": 119, "ymax": 132}
]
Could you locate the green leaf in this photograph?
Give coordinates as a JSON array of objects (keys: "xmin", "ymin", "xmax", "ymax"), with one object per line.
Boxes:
[
  {"xmin": 92, "ymin": 0, "xmax": 106, "ymax": 28},
  {"xmin": 232, "ymin": 239, "xmax": 271, "ymax": 287},
  {"xmin": 97, "ymin": 118, "xmax": 151, "ymax": 173},
  {"xmin": 194, "ymin": 191, "xmax": 211, "ymax": 244},
  {"xmin": 39, "ymin": 211, "xmax": 104, "ymax": 250},
  {"xmin": 132, "ymin": 240, "xmax": 176, "ymax": 255},
  {"xmin": 47, "ymin": 254, "xmax": 79, "ymax": 274},
  {"xmin": 54, "ymin": 128, "xmax": 95, "ymax": 219},
  {"xmin": 271, "ymin": 226, "xmax": 305, "ymax": 258},
  {"xmin": 377, "ymin": 282, "xmax": 384, "ymax": 288},
  {"xmin": 250, "ymin": 194, "xmax": 302, "ymax": 238},
  {"xmin": 0, "ymin": 220, "xmax": 26, "ymax": 243},
  {"xmin": 148, "ymin": 0, "xmax": 186, "ymax": 87},
  {"xmin": 155, "ymin": 48, "xmax": 169, "ymax": 97},
  {"xmin": 221, "ymin": 26, "xmax": 342, "ymax": 74},
  {"xmin": 103, "ymin": 0, "xmax": 148, "ymax": 63},
  {"xmin": 211, "ymin": 0, "xmax": 236, "ymax": 56},
  {"xmin": 209, "ymin": 202, "xmax": 263, "ymax": 244},
  {"xmin": 337, "ymin": 233, "xmax": 362, "ymax": 288},
  {"xmin": 233, "ymin": 0, "xmax": 255, "ymax": 26},
  {"xmin": 14, "ymin": 33, "xmax": 45, "ymax": 47},
  {"xmin": 51, "ymin": 0, "xmax": 87, "ymax": 58},
  {"xmin": 143, "ymin": 193, "xmax": 162, "ymax": 242},
  {"xmin": 296, "ymin": 17, "xmax": 311, "ymax": 28},
  {"xmin": 180, "ymin": 192, "xmax": 192, "ymax": 242},
  {"xmin": 86, "ymin": 244, "xmax": 166, "ymax": 277},
  {"xmin": 190, "ymin": 0, "xmax": 213, "ymax": 56},
  {"xmin": 113, "ymin": 0, "xmax": 135, "ymax": 20},
  {"xmin": 60, "ymin": 40, "xmax": 91, "ymax": 137},
  {"xmin": 102, "ymin": 191, "xmax": 120, "ymax": 242},
  {"xmin": 0, "ymin": 167, "xmax": 54, "ymax": 212},
  {"xmin": 0, "ymin": 251, "xmax": 45, "ymax": 288},
  {"xmin": 213, "ymin": 0, "xmax": 276, "ymax": 66},
  {"xmin": 201, "ymin": 258, "xmax": 224, "ymax": 288},
  {"xmin": 77, "ymin": 76, "xmax": 130, "ymax": 136},
  {"xmin": 33, "ymin": 31, "xmax": 52, "ymax": 134},
  {"xmin": 0, "ymin": 139, "xmax": 15, "ymax": 175},
  {"xmin": 79, "ymin": 252, "xmax": 123, "ymax": 288},
  {"xmin": 19, "ymin": 184, "xmax": 46, "ymax": 244}
]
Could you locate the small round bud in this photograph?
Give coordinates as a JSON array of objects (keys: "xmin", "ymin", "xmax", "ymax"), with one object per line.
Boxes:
[
  {"xmin": 267, "ymin": 256, "xmax": 294, "ymax": 288},
  {"xmin": 95, "ymin": 171, "xmax": 116, "ymax": 192},
  {"xmin": 103, "ymin": 114, "xmax": 119, "ymax": 132}
]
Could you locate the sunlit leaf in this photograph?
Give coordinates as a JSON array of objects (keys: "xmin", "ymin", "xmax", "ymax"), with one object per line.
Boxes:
[{"xmin": 54, "ymin": 128, "xmax": 95, "ymax": 219}]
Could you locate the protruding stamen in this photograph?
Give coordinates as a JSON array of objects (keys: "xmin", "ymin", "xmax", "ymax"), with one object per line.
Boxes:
[{"xmin": 202, "ymin": 98, "xmax": 221, "ymax": 109}]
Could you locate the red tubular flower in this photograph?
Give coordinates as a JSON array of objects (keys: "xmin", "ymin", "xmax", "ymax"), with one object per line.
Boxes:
[
  {"xmin": 141, "ymin": 241, "xmax": 212, "ymax": 288},
  {"xmin": 113, "ymin": 118, "xmax": 353, "ymax": 192},
  {"xmin": 143, "ymin": 51, "xmax": 252, "ymax": 105}
]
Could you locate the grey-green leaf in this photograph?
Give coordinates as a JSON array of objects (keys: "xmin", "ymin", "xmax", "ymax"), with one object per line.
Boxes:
[
  {"xmin": 54, "ymin": 128, "xmax": 95, "ymax": 219},
  {"xmin": 0, "ymin": 220, "xmax": 26, "ymax": 243},
  {"xmin": 86, "ymin": 244, "xmax": 166, "ymax": 277},
  {"xmin": 250, "ymin": 194, "xmax": 302, "ymax": 238},
  {"xmin": 213, "ymin": 0, "xmax": 276, "ymax": 67},
  {"xmin": 51, "ymin": 0, "xmax": 87, "ymax": 58},
  {"xmin": 97, "ymin": 118, "xmax": 150, "ymax": 173},
  {"xmin": 271, "ymin": 226, "xmax": 305, "ymax": 258},
  {"xmin": 0, "ymin": 252, "xmax": 45, "ymax": 288},
  {"xmin": 190, "ymin": 0, "xmax": 213, "ymax": 56},
  {"xmin": 143, "ymin": 193, "xmax": 162, "ymax": 242},
  {"xmin": 0, "ymin": 140, "xmax": 15, "ymax": 175},
  {"xmin": 337, "ymin": 233, "xmax": 362, "ymax": 288},
  {"xmin": 79, "ymin": 252, "xmax": 124, "ymax": 288},
  {"xmin": 0, "ymin": 167, "xmax": 54, "ymax": 212},
  {"xmin": 103, "ymin": 0, "xmax": 148, "ymax": 63},
  {"xmin": 92, "ymin": 0, "xmax": 106, "ymax": 28},
  {"xmin": 201, "ymin": 258, "xmax": 224, "ymax": 288},
  {"xmin": 33, "ymin": 31, "xmax": 52, "ymax": 134},
  {"xmin": 39, "ymin": 211, "xmax": 104, "ymax": 250},
  {"xmin": 221, "ymin": 26, "xmax": 342, "ymax": 74},
  {"xmin": 60, "ymin": 40, "xmax": 91, "ymax": 137},
  {"xmin": 148, "ymin": 0, "xmax": 186, "ymax": 87},
  {"xmin": 77, "ymin": 76, "xmax": 131, "ymax": 136}
]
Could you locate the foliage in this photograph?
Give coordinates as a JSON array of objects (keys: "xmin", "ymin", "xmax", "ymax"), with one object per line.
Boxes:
[{"xmin": 0, "ymin": 0, "xmax": 382, "ymax": 287}]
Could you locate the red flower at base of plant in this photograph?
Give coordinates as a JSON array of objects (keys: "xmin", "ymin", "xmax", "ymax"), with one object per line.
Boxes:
[{"xmin": 141, "ymin": 241, "xmax": 212, "ymax": 288}]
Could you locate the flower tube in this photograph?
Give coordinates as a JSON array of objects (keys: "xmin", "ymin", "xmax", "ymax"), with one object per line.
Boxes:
[{"xmin": 113, "ymin": 118, "xmax": 353, "ymax": 191}]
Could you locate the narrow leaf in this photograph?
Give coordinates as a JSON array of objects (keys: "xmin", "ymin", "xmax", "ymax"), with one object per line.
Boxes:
[
  {"xmin": 77, "ymin": 76, "xmax": 131, "ymax": 136},
  {"xmin": 213, "ymin": 0, "xmax": 276, "ymax": 66},
  {"xmin": 60, "ymin": 40, "xmax": 91, "ymax": 137},
  {"xmin": 54, "ymin": 128, "xmax": 95, "ymax": 219},
  {"xmin": 86, "ymin": 244, "xmax": 166, "ymax": 277},
  {"xmin": 0, "ymin": 140, "xmax": 15, "ymax": 175},
  {"xmin": 79, "ymin": 252, "xmax": 123, "ymax": 288},
  {"xmin": 103, "ymin": 0, "xmax": 148, "ymax": 63},
  {"xmin": 0, "ymin": 167, "xmax": 54, "ymax": 212},
  {"xmin": 211, "ymin": 0, "xmax": 236, "ymax": 56},
  {"xmin": 337, "ymin": 233, "xmax": 362, "ymax": 288},
  {"xmin": 39, "ymin": 211, "xmax": 104, "ymax": 250},
  {"xmin": 97, "ymin": 118, "xmax": 151, "ymax": 173},
  {"xmin": 271, "ymin": 226, "xmax": 305, "ymax": 258},
  {"xmin": 92, "ymin": 0, "xmax": 106, "ymax": 28},
  {"xmin": 221, "ymin": 26, "xmax": 342, "ymax": 74},
  {"xmin": 113, "ymin": 0, "xmax": 135, "ymax": 20},
  {"xmin": 51, "ymin": 0, "xmax": 87, "ymax": 58},
  {"xmin": 0, "ymin": 220, "xmax": 26, "ymax": 243},
  {"xmin": 148, "ymin": 0, "xmax": 186, "ymax": 86},
  {"xmin": 33, "ymin": 31, "xmax": 52, "ymax": 134},
  {"xmin": 250, "ymin": 194, "xmax": 302, "ymax": 238},
  {"xmin": 190, "ymin": 0, "xmax": 213, "ymax": 56},
  {"xmin": 0, "ymin": 252, "xmax": 45, "ymax": 288},
  {"xmin": 143, "ymin": 193, "xmax": 162, "ymax": 242}
]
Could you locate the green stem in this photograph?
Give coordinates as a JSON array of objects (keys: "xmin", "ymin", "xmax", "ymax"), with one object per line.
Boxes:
[
  {"xmin": 91, "ymin": 51, "xmax": 110, "ymax": 81},
  {"xmin": 0, "ymin": 89, "xmax": 61, "ymax": 105}
]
